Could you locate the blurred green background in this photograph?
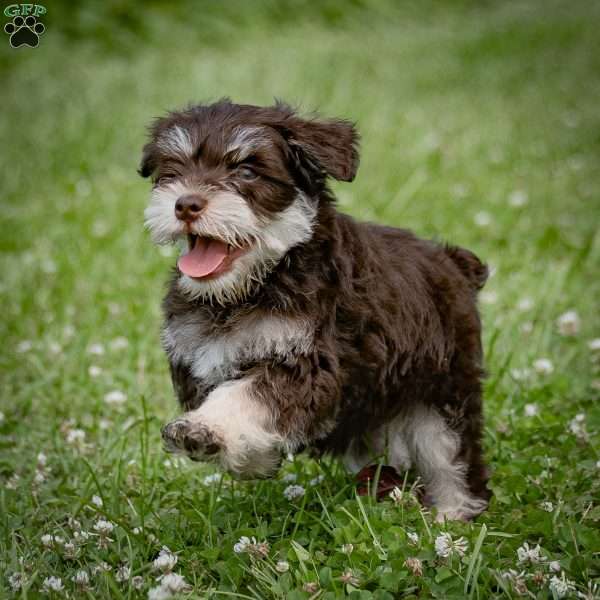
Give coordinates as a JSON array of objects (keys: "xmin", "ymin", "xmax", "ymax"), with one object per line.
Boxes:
[
  {"xmin": 2, "ymin": 0, "xmax": 600, "ymax": 477},
  {"xmin": 2, "ymin": 0, "xmax": 599, "ymax": 385}
]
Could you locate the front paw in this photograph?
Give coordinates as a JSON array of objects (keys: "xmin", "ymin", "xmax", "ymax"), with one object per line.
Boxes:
[{"xmin": 161, "ymin": 418, "xmax": 222, "ymax": 460}]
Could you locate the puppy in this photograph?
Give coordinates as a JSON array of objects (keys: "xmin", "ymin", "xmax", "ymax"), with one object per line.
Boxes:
[{"xmin": 140, "ymin": 100, "xmax": 490, "ymax": 520}]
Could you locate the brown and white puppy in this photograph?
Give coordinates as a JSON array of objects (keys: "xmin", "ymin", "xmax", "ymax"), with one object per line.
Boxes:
[{"xmin": 140, "ymin": 99, "xmax": 491, "ymax": 520}]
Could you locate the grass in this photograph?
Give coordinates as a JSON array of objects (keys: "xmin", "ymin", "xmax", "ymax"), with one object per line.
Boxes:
[{"xmin": 1, "ymin": 0, "xmax": 599, "ymax": 597}]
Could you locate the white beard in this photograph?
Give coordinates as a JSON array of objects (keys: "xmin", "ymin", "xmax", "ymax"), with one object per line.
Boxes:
[{"xmin": 144, "ymin": 181, "xmax": 316, "ymax": 305}]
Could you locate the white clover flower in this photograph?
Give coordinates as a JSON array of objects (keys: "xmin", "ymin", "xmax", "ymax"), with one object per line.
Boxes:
[
  {"xmin": 511, "ymin": 368, "xmax": 531, "ymax": 381},
  {"xmin": 202, "ymin": 473, "xmax": 222, "ymax": 485},
  {"xmin": 91, "ymin": 561, "xmax": 112, "ymax": 574},
  {"xmin": 588, "ymin": 338, "xmax": 600, "ymax": 352},
  {"xmin": 132, "ymin": 575, "xmax": 144, "ymax": 589},
  {"xmin": 339, "ymin": 569, "xmax": 360, "ymax": 586},
  {"xmin": 275, "ymin": 560, "xmax": 290, "ymax": 572},
  {"xmin": 115, "ymin": 565, "xmax": 131, "ymax": 582},
  {"xmin": 434, "ymin": 534, "xmax": 452, "ymax": 557},
  {"xmin": 341, "ymin": 543, "xmax": 354, "ymax": 555},
  {"xmin": 110, "ymin": 337, "xmax": 129, "ymax": 351},
  {"xmin": 99, "ymin": 418, "xmax": 112, "ymax": 430},
  {"xmin": 34, "ymin": 470, "xmax": 47, "ymax": 485},
  {"xmin": 0, "ymin": 410, "xmax": 5, "ymax": 424},
  {"xmin": 93, "ymin": 519, "xmax": 114, "ymax": 535},
  {"xmin": 283, "ymin": 484, "xmax": 305, "ymax": 500},
  {"xmin": 549, "ymin": 574, "xmax": 576, "ymax": 598},
  {"xmin": 549, "ymin": 561, "xmax": 561, "ymax": 573},
  {"xmin": 282, "ymin": 473, "xmax": 297, "ymax": 483},
  {"xmin": 517, "ymin": 542, "xmax": 546, "ymax": 564},
  {"xmin": 108, "ymin": 302, "xmax": 121, "ymax": 316},
  {"xmin": 92, "ymin": 220, "xmax": 109, "ymax": 238},
  {"xmin": 233, "ymin": 536, "xmax": 252, "ymax": 554},
  {"xmin": 540, "ymin": 501, "xmax": 554, "ymax": 512},
  {"xmin": 533, "ymin": 358, "xmax": 554, "ymax": 375},
  {"xmin": 42, "ymin": 576, "xmax": 64, "ymax": 593},
  {"xmin": 502, "ymin": 570, "xmax": 529, "ymax": 595},
  {"xmin": 148, "ymin": 585, "xmax": 172, "ymax": 600},
  {"xmin": 524, "ymin": 403, "xmax": 539, "ymax": 417},
  {"xmin": 63, "ymin": 542, "xmax": 79, "ymax": 559},
  {"xmin": 73, "ymin": 530, "xmax": 90, "ymax": 542},
  {"xmin": 132, "ymin": 527, "xmax": 142, "ymax": 535},
  {"xmin": 104, "ymin": 390, "xmax": 127, "ymax": 405},
  {"xmin": 41, "ymin": 258, "xmax": 57, "ymax": 274},
  {"xmin": 568, "ymin": 414, "xmax": 588, "ymax": 440},
  {"xmin": 474, "ymin": 211, "xmax": 492, "ymax": 227},
  {"xmin": 37, "ymin": 452, "xmax": 48, "ymax": 467},
  {"xmin": 71, "ymin": 570, "xmax": 90, "ymax": 588},
  {"xmin": 66, "ymin": 428, "xmax": 86, "ymax": 445},
  {"xmin": 517, "ymin": 297, "xmax": 534, "ymax": 311},
  {"xmin": 88, "ymin": 365, "xmax": 103, "ymax": 377},
  {"xmin": 309, "ymin": 475, "xmax": 325, "ymax": 486},
  {"xmin": 87, "ymin": 342, "xmax": 105, "ymax": 355},
  {"xmin": 434, "ymin": 533, "xmax": 468, "ymax": 558},
  {"xmin": 41, "ymin": 534, "xmax": 54, "ymax": 548},
  {"xmin": 8, "ymin": 572, "xmax": 26, "ymax": 592},
  {"xmin": 577, "ymin": 582, "xmax": 600, "ymax": 599},
  {"xmin": 509, "ymin": 190, "xmax": 528, "ymax": 207},
  {"xmin": 520, "ymin": 321, "xmax": 534, "ymax": 334},
  {"xmin": 389, "ymin": 487, "xmax": 404, "ymax": 504},
  {"xmin": 48, "ymin": 341, "xmax": 62, "ymax": 355},
  {"xmin": 404, "ymin": 557, "xmax": 423, "ymax": 576},
  {"xmin": 160, "ymin": 572, "xmax": 190, "ymax": 593},
  {"xmin": 407, "ymin": 531, "xmax": 420, "ymax": 545},
  {"xmin": 91, "ymin": 494, "xmax": 103, "ymax": 507},
  {"xmin": 556, "ymin": 311, "xmax": 580, "ymax": 336},
  {"xmin": 153, "ymin": 547, "xmax": 178, "ymax": 572},
  {"xmin": 6, "ymin": 473, "xmax": 20, "ymax": 489},
  {"xmin": 502, "ymin": 569, "xmax": 526, "ymax": 581},
  {"xmin": 17, "ymin": 340, "xmax": 33, "ymax": 353}
]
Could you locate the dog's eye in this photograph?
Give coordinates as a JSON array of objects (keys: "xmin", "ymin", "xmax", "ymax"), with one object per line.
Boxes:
[
  {"xmin": 155, "ymin": 175, "xmax": 175, "ymax": 186},
  {"xmin": 237, "ymin": 166, "xmax": 257, "ymax": 181}
]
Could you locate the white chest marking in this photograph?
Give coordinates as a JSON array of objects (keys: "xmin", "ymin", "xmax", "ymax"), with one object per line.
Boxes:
[{"xmin": 163, "ymin": 313, "xmax": 313, "ymax": 384}]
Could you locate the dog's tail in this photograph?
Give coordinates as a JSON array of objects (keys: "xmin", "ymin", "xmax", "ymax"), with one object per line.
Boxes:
[{"xmin": 445, "ymin": 245, "xmax": 488, "ymax": 291}]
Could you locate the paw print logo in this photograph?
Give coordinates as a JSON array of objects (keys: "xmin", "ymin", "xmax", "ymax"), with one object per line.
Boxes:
[{"xmin": 4, "ymin": 15, "xmax": 45, "ymax": 48}]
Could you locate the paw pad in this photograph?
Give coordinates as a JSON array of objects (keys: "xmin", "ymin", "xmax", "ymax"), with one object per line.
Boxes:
[
  {"xmin": 161, "ymin": 419, "xmax": 221, "ymax": 459},
  {"xmin": 4, "ymin": 15, "xmax": 45, "ymax": 48}
]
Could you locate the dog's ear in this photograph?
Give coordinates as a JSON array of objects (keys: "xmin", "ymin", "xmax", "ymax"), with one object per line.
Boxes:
[
  {"xmin": 138, "ymin": 142, "xmax": 158, "ymax": 178},
  {"xmin": 274, "ymin": 107, "xmax": 360, "ymax": 182}
]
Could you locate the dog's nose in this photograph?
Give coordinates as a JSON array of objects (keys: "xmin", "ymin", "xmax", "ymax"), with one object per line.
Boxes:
[{"xmin": 175, "ymin": 194, "xmax": 207, "ymax": 222}]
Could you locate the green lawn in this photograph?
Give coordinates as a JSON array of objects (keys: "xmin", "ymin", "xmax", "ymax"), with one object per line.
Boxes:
[{"xmin": 1, "ymin": 1, "xmax": 599, "ymax": 598}]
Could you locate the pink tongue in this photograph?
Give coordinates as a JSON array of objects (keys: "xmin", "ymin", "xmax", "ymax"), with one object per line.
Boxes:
[{"xmin": 178, "ymin": 238, "xmax": 229, "ymax": 278}]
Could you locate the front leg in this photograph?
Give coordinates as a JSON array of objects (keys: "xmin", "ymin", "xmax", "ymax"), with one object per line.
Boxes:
[
  {"xmin": 169, "ymin": 361, "xmax": 213, "ymax": 411},
  {"xmin": 162, "ymin": 353, "xmax": 341, "ymax": 478},
  {"xmin": 162, "ymin": 377, "xmax": 283, "ymax": 477}
]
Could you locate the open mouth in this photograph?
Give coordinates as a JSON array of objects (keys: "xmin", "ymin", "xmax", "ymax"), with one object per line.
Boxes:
[{"xmin": 177, "ymin": 234, "xmax": 249, "ymax": 280}]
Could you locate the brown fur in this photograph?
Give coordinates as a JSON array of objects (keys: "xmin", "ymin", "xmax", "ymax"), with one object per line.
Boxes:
[{"xmin": 141, "ymin": 99, "xmax": 491, "ymax": 514}]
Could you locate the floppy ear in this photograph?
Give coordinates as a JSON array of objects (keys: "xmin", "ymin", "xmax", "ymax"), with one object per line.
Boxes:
[
  {"xmin": 138, "ymin": 142, "xmax": 158, "ymax": 178},
  {"xmin": 278, "ymin": 110, "xmax": 360, "ymax": 182}
]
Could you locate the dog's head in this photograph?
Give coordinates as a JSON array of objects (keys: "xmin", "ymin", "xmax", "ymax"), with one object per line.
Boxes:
[{"xmin": 140, "ymin": 100, "xmax": 359, "ymax": 305}]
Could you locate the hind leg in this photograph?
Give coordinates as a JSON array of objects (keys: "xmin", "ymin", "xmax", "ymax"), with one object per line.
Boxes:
[
  {"xmin": 407, "ymin": 403, "xmax": 489, "ymax": 521},
  {"xmin": 343, "ymin": 413, "xmax": 413, "ymax": 474}
]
